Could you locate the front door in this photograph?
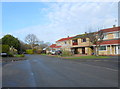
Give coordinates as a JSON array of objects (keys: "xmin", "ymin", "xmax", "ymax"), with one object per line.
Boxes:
[
  {"xmin": 71, "ymin": 48, "xmax": 78, "ymax": 54},
  {"xmin": 82, "ymin": 47, "xmax": 85, "ymax": 54},
  {"xmin": 74, "ymin": 48, "xmax": 78, "ymax": 54}
]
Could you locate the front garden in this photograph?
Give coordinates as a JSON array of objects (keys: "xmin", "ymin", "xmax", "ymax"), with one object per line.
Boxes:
[
  {"xmin": 40, "ymin": 50, "xmax": 111, "ymax": 59},
  {"xmin": 62, "ymin": 55, "xmax": 110, "ymax": 59}
]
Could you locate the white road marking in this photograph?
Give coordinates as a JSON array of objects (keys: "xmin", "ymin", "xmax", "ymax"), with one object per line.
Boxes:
[{"xmin": 31, "ymin": 72, "xmax": 34, "ymax": 76}]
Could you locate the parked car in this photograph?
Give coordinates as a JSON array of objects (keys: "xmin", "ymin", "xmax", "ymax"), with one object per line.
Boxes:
[
  {"xmin": 0, "ymin": 53, "xmax": 8, "ymax": 57},
  {"xmin": 50, "ymin": 50, "xmax": 56, "ymax": 55},
  {"xmin": 55, "ymin": 50, "xmax": 62, "ymax": 55}
]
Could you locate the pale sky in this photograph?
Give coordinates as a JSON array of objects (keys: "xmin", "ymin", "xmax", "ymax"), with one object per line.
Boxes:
[{"xmin": 1, "ymin": 1, "xmax": 118, "ymax": 43}]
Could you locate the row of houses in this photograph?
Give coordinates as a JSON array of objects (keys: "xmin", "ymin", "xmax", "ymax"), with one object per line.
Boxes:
[{"xmin": 49, "ymin": 26, "xmax": 120, "ymax": 55}]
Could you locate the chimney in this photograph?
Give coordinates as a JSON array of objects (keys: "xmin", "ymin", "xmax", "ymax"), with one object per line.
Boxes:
[
  {"xmin": 113, "ymin": 25, "xmax": 116, "ymax": 28},
  {"xmin": 68, "ymin": 36, "xmax": 69, "ymax": 38}
]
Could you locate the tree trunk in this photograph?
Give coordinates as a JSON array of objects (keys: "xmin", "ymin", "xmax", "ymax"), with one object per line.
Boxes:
[
  {"xmin": 94, "ymin": 45, "xmax": 98, "ymax": 56},
  {"xmin": 96, "ymin": 46, "xmax": 99, "ymax": 56},
  {"xmin": 94, "ymin": 46, "xmax": 97, "ymax": 56},
  {"xmin": 31, "ymin": 44, "xmax": 33, "ymax": 50}
]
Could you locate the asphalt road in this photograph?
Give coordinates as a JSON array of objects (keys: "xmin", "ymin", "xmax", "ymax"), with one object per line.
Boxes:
[{"xmin": 2, "ymin": 55, "xmax": 118, "ymax": 87}]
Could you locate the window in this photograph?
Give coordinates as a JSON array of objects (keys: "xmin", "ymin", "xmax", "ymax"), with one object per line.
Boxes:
[
  {"xmin": 118, "ymin": 46, "xmax": 120, "ymax": 49},
  {"xmin": 64, "ymin": 41, "xmax": 67, "ymax": 44},
  {"xmin": 72, "ymin": 39, "xmax": 78, "ymax": 45},
  {"xmin": 82, "ymin": 38, "xmax": 86, "ymax": 42},
  {"xmin": 99, "ymin": 46, "xmax": 106, "ymax": 51},
  {"xmin": 72, "ymin": 39, "xmax": 78, "ymax": 43},
  {"xmin": 103, "ymin": 33, "xmax": 107, "ymax": 39},
  {"xmin": 114, "ymin": 32, "xmax": 120, "ymax": 38}
]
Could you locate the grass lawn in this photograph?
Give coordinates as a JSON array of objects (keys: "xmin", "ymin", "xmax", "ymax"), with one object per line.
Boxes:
[
  {"xmin": 40, "ymin": 54, "xmax": 111, "ymax": 59},
  {"xmin": 64, "ymin": 56, "xmax": 110, "ymax": 59},
  {"xmin": 14, "ymin": 54, "xmax": 24, "ymax": 57}
]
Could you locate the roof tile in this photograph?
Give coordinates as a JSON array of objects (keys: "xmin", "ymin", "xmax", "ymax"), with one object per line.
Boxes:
[
  {"xmin": 56, "ymin": 37, "xmax": 73, "ymax": 42},
  {"xmin": 49, "ymin": 44, "xmax": 61, "ymax": 48},
  {"xmin": 100, "ymin": 39, "xmax": 120, "ymax": 45}
]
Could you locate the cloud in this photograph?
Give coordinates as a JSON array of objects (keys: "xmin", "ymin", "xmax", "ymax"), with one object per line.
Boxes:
[{"xmin": 9, "ymin": 2, "xmax": 117, "ymax": 43}]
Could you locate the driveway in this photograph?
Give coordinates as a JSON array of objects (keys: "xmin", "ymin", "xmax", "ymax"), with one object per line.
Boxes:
[{"xmin": 2, "ymin": 54, "xmax": 118, "ymax": 87}]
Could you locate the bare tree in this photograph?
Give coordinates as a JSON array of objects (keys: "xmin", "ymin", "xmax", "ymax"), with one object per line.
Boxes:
[
  {"xmin": 87, "ymin": 29, "xmax": 104, "ymax": 56},
  {"xmin": 25, "ymin": 34, "xmax": 39, "ymax": 49},
  {"xmin": 39, "ymin": 41, "xmax": 51, "ymax": 49}
]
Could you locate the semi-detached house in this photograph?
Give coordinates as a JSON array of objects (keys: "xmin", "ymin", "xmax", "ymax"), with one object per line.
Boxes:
[
  {"xmin": 50, "ymin": 26, "xmax": 120, "ymax": 55},
  {"xmin": 71, "ymin": 26, "xmax": 120, "ymax": 55}
]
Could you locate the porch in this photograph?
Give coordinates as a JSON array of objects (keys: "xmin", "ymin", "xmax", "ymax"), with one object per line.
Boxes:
[{"xmin": 71, "ymin": 46, "xmax": 94, "ymax": 55}]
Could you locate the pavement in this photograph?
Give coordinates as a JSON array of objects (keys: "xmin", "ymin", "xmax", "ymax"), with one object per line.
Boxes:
[{"xmin": 2, "ymin": 54, "xmax": 119, "ymax": 87}]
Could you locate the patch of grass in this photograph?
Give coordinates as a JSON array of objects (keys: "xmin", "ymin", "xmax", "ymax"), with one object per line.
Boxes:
[
  {"xmin": 15, "ymin": 54, "xmax": 24, "ymax": 57},
  {"xmin": 65, "ymin": 56, "xmax": 110, "ymax": 59}
]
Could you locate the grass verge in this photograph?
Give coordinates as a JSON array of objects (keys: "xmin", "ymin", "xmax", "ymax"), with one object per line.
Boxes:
[
  {"xmin": 14, "ymin": 54, "xmax": 25, "ymax": 57},
  {"xmin": 63, "ymin": 56, "xmax": 110, "ymax": 59}
]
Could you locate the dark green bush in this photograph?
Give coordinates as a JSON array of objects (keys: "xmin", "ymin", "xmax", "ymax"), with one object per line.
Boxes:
[
  {"xmin": 8, "ymin": 52, "xmax": 14, "ymax": 57},
  {"xmin": 2, "ymin": 45, "xmax": 10, "ymax": 53}
]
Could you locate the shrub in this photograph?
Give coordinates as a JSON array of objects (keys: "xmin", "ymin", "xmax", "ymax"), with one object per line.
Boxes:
[
  {"xmin": 26, "ymin": 49, "xmax": 33, "ymax": 54},
  {"xmin": 8, "ymin": 52, "xmax": 14, "ymax": 57},
  {"xmin": 2, "ymin": 45, "xmax": 10, "ymax": 53},
  {"xmin": 61, "ymin": 50, "xmax": 72, "ymax": 57},
  {"xmin": 15, "ymin": 54, "xmax": 24, "ymax": 57}
]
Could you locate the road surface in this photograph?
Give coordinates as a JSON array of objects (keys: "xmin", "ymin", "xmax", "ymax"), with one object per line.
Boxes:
[{"xmin": 2, "ymin": 55, "xmax": 118, "ymax": 87}]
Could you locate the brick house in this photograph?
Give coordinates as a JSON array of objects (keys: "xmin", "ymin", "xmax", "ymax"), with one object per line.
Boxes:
[
  {"xmin": 70, "ymin": 26, "xmax": 120, "ymax": 55},
  {"xmin": 97, "ymin": 27, "xmax": 120, "ymax": 55},
  {"xmin": 53, "ymin": 26, "xmax": 120, "ymax": 55},
  {"xmin": 56, "ymin": 36, "xmax": 73, "ymax": 51}
]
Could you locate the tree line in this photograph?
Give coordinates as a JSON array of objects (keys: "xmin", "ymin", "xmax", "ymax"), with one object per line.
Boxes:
[{"xmin": 0, "ymin": 34, "xmax": 50, "ymax": 55}]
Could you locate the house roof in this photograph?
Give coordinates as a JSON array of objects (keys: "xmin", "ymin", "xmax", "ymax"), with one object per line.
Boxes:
[
  {"xmin": 56, "ymin": 37, "xmax": 73, "ymax": 42},
  {"xmin": 49, "ymin": 44, "xmax": 61, "ymax": 48},
  {"xmin": 100, "ymin": 26, "xmax": 120, "ymax": 33},
  {"xmin": 99, "ymin": 39, "xmax": 120, "ymax": 45},
  {"xmin": 73, "ymin": 27, "xmax": 120, "ymax": 39},
  {"xmin": 72, "ymin": 34, "xmax": 89, "ymax": 39}
]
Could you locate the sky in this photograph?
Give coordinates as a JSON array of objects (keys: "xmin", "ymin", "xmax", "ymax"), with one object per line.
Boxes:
[{"xmin": 1, "ymin": 2, "xmax": 118, "ymax": 43}]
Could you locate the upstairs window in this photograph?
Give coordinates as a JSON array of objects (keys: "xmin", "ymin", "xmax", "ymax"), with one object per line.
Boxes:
[
  {"xmin": 103, "ymin": 33, "xmax": 107, "ymax": 39},
  {"xmin": 114, "ymin": 32, "xmax": 120, "ymax": 38},
  {"xmin": 72, "ymin": 39, "xmax": 78, "ymax": 45},
  {"xmin": 64, "ymin": 41, "xmax": 67, "ymax": 44},
  {"xmin": 81, "ymin": 38, "xmax": 86, "ymax": 42}
]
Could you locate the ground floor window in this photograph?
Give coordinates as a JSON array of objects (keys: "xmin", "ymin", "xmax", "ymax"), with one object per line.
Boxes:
[
  {"xmin": 99, "ymin": 46, "xmax": 106, "ymax": 51},
  {"xmin": 115, "ymin": 45, "xmax": 120, "ymax": 54},
  {"xmin": 118, "ymin": 45, "xmax": 120, "ymax": 49}
]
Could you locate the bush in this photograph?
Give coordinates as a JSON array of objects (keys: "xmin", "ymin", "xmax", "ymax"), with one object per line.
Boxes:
[
  {"xmin": 61, "ymin": 51, "xmax": 72, "ymax": 57},
  {"xmin": 2, "ymin": 45, "xmax": 10, "ymax": 53},
  {"xmin": 8, "ymin": 52, "xmax": 14, "ymax": 57},
  {"xmin": 15, "ymin": 54, "xmax": 24, "ymax": 57},
  {"xmin": 26, "ymin": 49, "xmax": 33, "ymax": 54}
]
